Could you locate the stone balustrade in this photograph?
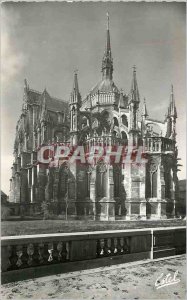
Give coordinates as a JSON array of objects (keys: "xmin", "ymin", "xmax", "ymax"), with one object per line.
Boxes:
[
  {"xmin": 144, "ymin": 137, "xmax": 175, "ymax": 153},
  {"xmin": 1, "ymin": 227, "xmax": 185, "ymax": 284}
]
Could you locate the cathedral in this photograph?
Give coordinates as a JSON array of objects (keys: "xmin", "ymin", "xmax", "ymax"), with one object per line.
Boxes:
[{"xmin": 9, "ymin": 15, "xmax": 179, "ymax": 220}]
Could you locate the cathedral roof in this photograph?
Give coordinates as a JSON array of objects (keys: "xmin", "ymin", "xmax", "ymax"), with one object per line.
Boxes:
[
  {"xmin": 89, "ymin": 78, "xmax": 119, "ymax": 96},
  {"xmin": 27, "ymin": 88, "xmax": 68, "ymax": 112}
]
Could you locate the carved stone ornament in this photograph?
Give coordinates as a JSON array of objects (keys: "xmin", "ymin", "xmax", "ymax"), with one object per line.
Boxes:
[
  {"xmin": 97, "ymin": 160, "xmax": 107, "ymax": 173},
  {"xmin": 87, "ymin": 165, "xmax": 94, "ymax": 174},
  {"xmin": 149, "ymin": 157, "xmax": 158, "ymax": 174},
  {"xmin": 92, "ymin": 118, "xmax": 99, "ymax": 129}
]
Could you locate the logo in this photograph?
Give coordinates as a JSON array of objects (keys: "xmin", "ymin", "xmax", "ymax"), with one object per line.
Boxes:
[
  {"xmin": 155, "ymin": 270, "xmax": 180, "ymax": 289},
  {"xmin": 37, "ymin": 144, "xmax": 148, "ymax": 167}
]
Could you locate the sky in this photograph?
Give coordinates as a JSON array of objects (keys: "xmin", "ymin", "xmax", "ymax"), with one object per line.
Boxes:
[{"xmin": 1, "ymin": 2, "xmax": 186, "ymax": 194}]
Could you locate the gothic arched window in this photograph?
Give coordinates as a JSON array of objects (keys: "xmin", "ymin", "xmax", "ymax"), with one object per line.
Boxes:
[
  {"xmin": 152, "ymin": 170, "xmax": 157, "ymax": 197},
  {"xmin": 54, "ymin": 127, "xmax": 68, "ymax": 143},
  {"xmin": 54, "ymin": 131, "xmax": 64, "ymax": 142},
  {"xmin": 121, "ymin": 131, "xmax": 128, "ymax": 146},
  {"xmin": 114, "ymin": 117, "xmax": 119, "ymax": 127},
  {"xmin": 113, "ymin": 165, "xmax": 121, "ymax": 197},
  {"xmin": 121, "ymin": 115, "xmax": 128, "ymax": 127},
  {"xmin": 71, "ymin": 106, "xmax": 76, "ymax": 130}
]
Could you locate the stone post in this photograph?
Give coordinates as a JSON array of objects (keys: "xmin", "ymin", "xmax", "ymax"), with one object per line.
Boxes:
[
  {"xmin": 90, "ymin": 166, "xmax": 96, "ymax": 219},
  {"xmin": 123, "ymin": 164, "xmax": 131, "ymax": 220},
  {"xmin": 139, "ymin": 164, "xmax": 146, "ymax": 219}
]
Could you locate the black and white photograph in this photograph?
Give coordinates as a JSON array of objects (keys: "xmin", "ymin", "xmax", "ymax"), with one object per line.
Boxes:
[{"xmin": 1, "ymin": 1, "xmax": 186, "ymax": 299}]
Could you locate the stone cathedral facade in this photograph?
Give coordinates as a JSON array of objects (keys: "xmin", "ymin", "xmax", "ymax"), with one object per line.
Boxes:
[{"xmin": 9, "ymin": 17, "xmax": 179, "ymax": 220}]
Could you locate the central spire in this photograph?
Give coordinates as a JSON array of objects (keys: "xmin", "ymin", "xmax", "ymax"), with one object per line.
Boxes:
[
  {"xmin": 107, "ymin": 12, "xmax": 109, "ymax": 30},
  {"xmin": 102, "ymin": 12, "xmax": 113, "ymax": 80},
  {"xmin": 106, "ymin": 12, "xmax": 111, "ymax": 51}
]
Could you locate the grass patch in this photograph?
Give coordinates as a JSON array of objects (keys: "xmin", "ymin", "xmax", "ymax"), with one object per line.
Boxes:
[{"xmin": 1, "ymin": 218, "xmax": 185, "ymax": 236}]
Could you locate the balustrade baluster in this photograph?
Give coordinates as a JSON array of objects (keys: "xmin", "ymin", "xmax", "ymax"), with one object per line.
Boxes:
[
  {"xmin": 105, "ymin": 238, "xmax": 112, "ymax": 255},
  {"xmin": 38, "ymin": 243, "xmax": 45, "ymax": 264},
  {"xmin": 27, "ymin": 243, "xmax": 34, "ymax": 266},
  {"xmin": 52, "ymin": 242, "xmax": 59, "ymax": 263},
  {"xmin": 22, "ymin": 244, "xmax": 29, "ymax": 268},
  {"xmin": 16, "ymin": 245, "xmax": 23, "ymax": 268},
  {"xmin": 113, "ymin": 237, "xmax": 118, "ymax": 254},
  {"xmin": 57, "ymin": 242, "xmax": 63, "ymax": 261},
  {"xmin": 48, "ymin": 243, "xmax": 54, "ymax": 263},
  {"xmin": 66, "ymin": 242, "xmax": 70, "ymax": 260},
  {"xmin": 97, "ymin": 239, "xmax": 105, "ymax": 256},
  {"xmin": 119, "ymin": 237, "xmax": 124, "ymax": 253}
]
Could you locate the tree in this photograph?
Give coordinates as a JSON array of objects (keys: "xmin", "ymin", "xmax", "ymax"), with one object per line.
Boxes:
[
  {"xmin": 1, "ymin": 205, "xmax": 11, "ymax": 220},
  {"xmin": 41, "ymin": 201, "xmax": 50, "ymax": 220}
]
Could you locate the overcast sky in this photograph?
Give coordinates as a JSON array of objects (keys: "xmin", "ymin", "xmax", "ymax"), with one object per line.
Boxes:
[{"xmin": 1, "ymin": 2, "xmax": 186, "ymax": 194}]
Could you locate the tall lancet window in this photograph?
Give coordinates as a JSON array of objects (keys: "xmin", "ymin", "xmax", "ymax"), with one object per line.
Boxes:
[
  {"xmin": 121, "ymin": 131, "xmax": 128, "ymax": 146},
  {"xmin": 113, "ymin": 165, "xmax": 121, "ymax": 197},
  {"xmin": 96, "ymin": 160, "xmax": 107, "ymax": 198},
  {"xmin": 121, "ymin": 115, "xmax": 128, "ymax": 127},
  {"xmin": 72, "ymin": 106, "xmax": 76, "ymax": 130},
  {"xmin": 57, "ymin": 112, "xmax": 62, "ymax": 124}
]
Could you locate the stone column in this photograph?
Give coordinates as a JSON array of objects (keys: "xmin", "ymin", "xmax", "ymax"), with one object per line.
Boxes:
[
  {"xmin": 123, "ymin": 164, "xmax": 131, "ymax": 220},
  {"xmin": 170, "ymin": 169, "xmax": 175, "ymax": 218},
  {"xmin": 108, "ymin": 165, "xmax": 114, "ymax": 200},
  {"xmin": 157, "ymin": 162, "xmax": 162, "ymax": 200},
  {"xmin": 15, "ymin": 174, "xmax": 21, "ymax": 203},
  {"xmin": 139, "ymin": 164, "xmax": 146, "ymax": 220},
  {"xmin": 53, "ymin": 169, "xmax": 59, "ymax": 201},
  {"xmin": 90, "ymin": 166, "xmax": 96, "ymax": 219},
  {"xmin": 27, "ymin": 167, "xmax": 32, "ymax": 203}
]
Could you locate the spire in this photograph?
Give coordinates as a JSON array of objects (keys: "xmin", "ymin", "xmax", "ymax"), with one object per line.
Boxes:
[
  {"xmin": 42, "ymin": 88, "xmax": 47, "ymax": 107},
  {"xmin": 165, "ymin": 85, "xmax": 177, "ymax": 139},
  {"xmin": 70, "ymin": 70, "xmax": 81, "ymax": 106},
  {"xmin": 40, "ymin": 88, "xmax": 49, "ymax": 123},
  {"xmin": 129, "ymin": 66, "xmax": 140, "ymax": 103},
  {"xmin": 102, "ymin": 13, "xmax": 113, "ymax": 80},
  {"xmin": 142, "ymin": 98, "xmax": 148, "ymax": 118},
  {"xmin": 107, "ymin": 11, "xmax": 109, "ymax": 30},
  {"xmin": 22, "ymin": 79, "xmax": 29, "ymax": 111},
  {"xmin": 118, "ymin": 90, "xmax": 125, "ymax": 109},
  {"xmin": 169, "ymin": 84, "xmax": 177, "ymax": 118},
  {"xmin": 72, "ymin": 70, "xmax": 79, "ymax": 93},
  {"xmin": 106, "ymin": 12, "xmax": 111, "ymax": 52},
  {"xmin": 24, "ymin": 78, "xmax": 28, "ymax": 91}
]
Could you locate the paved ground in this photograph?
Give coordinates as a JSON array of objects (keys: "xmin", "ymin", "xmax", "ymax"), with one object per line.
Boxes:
[
  {"xmin": 2, "ymin": 218, "xmax": 185, "ymax": 236},
  {"xmin": 1, "ymin": 255, "xmax": 186, "ymax": 300}
]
